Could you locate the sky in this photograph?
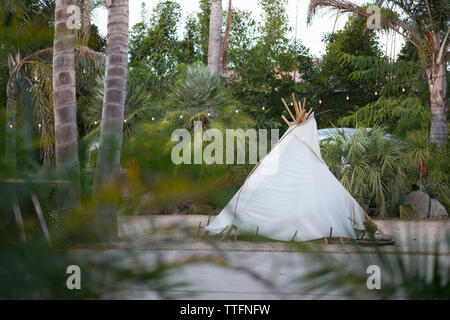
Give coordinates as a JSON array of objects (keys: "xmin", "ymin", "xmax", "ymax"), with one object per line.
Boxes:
[{"xmin": 92, "ymin": 0, "xmax": 403, "ymax": 58}]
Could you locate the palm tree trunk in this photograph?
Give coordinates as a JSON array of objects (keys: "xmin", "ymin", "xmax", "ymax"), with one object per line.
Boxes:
[
  {"xmin": 5, "ymin": 55, "xmax": 18, "ymax": 169},
  {"xmin": 53, "ymin": 0, "xmax": 81, "ymax": 214},
  {"xmin": 94, "ymin": 0, "xmax": 129, "ymax": 240},
  {"xmin": 208, "ymin": 0, "xmax": 222, "ymax": 74},
  {"xmin": 218, "ymin": 0, "xmax": 232, "ymax": 76},
  {"xmin": 81, "ymin": 0, "xmax": 92, "ymax": 45},
  {"xmin": 426, "ymin": 60, "xmax": 447, "ymax": 149}
]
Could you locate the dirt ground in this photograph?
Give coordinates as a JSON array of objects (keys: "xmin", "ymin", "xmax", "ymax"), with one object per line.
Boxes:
[{"xmin": 115, "ymin": 215, "xmax": 450, "ymax": 255}]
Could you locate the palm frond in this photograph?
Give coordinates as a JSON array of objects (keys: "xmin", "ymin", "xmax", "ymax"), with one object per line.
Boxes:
[{"xmin": 308, "ymin": 0, "xmax": 423, "ymax": 47}]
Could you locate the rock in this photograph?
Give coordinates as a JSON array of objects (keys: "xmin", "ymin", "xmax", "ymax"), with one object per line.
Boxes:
[
  {"xmin": 429, "ymin": 199, "xmax": 448, "ymax": 219},
  {"xmin": 403, "ymin": 190, "xmax": 430, "ymax": 219},
  {"xmin": 403, "ymin": 190, "xmax": 448, "ymax": 219}
]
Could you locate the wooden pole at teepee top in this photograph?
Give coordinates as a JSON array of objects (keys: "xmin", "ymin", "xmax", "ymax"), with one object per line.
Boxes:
[
  {"xmin": 292, "ymin": 93, "xmax": 300, "ymax": 119},
  {"xmin": 281, "ymin": 94, "xmax": 313, "ymax": 126},
  {"xmin": 281, "ymin": 98, "xmax": 296, "ymax": 122},
  {"xmin": 281, "ymin": 115, "xmax": 291, "ymax": 127}
]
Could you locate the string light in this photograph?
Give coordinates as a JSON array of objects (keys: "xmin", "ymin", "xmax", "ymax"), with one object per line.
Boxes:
[
  {"xmin": 179, "ymin": 114, "xmax": 183, "ymax": 119},
  {"xmin": 262, "ymin": 106, "xmax": 265, "ymax": 111},
  {"xmin": 38, "ymin": 123, "xmax": 42, "ymax": 128},
  {"xmin": 123, "ymin": 119, "xmax": 127, "ymax": 123},
  {"xmin": 94, "ymin": 120, "xmax": 98, "ymax": 125},
  {"xmin": 9, "ymin": 123, "xmax": 12, "ymax": 129},
  {"xmin": 286, "ymin": 75, "xmax": 445, "ymax": 103},
  {"xmin": 374, "ymin": 91, "xmax": 378, "ymax": 96},
  {"xmin": 151, "ymin": 117, "xmax": 155, "ymax": 121},
  {"xmin": 319, "ymin": 99, "xmax": 322, "ymax": 104},
  {"xmin": 235, "ymin": 109, "xmax": 239, "ymax": 114}
]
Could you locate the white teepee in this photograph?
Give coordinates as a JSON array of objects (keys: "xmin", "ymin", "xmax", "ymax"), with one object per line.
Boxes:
[{"xmin": 205, "ymin": 97, "xmax": 367, "ymax": 242}]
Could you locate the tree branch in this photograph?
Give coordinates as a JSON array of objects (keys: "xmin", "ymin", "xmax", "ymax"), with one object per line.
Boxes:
[
  {"xmin": 437, "ymin": 28, "xmax": 450, "ymax": 64},
  {"xmin": 308, "ymin": 0, "xmax": 422, "ymax": 48}
]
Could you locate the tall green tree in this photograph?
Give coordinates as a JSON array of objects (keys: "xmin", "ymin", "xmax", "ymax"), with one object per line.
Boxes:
[
  {"xmin": 312, "ymin": 14, "xmax": 383, "ymax": 124},
  {"xmin": 197, "ymin": 0, "xmax": 212, "ymax": 64},
  {"xmin": 178, "ymin": 14, "xmax": 201, "ymax": 65},
  {"xmin": 227, "ymin": 0, "xmax": 313, "ymax": 127},
  {"xmin": 309, "ymin": 0, "xmax": 449, "ymax": 148},
  {"xmin": 129, "ymin": 1, "xmax": 182, "ymax": 93}
]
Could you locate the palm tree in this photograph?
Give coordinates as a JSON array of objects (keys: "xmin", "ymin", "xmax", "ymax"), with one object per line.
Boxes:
[
  {"xmin": 308, "ymin": 0, "xmax": 449, "ymax": 149},
  {"xmin": 1, "ymin": 0, "xmax": 54, "ymax": 167},
  {"xmin": 208, "ymin": 0, "xmax": 223, "ymax": 73},
  {"xmin": 94, "ymin": 0, "xmax": 129, "ymax": 239},
  {"xmin": 53, "ymin": 0, "xmax": 81, "ymax": 211},
  {"xmin": 18, "ymin": 46, "xmax": 103, "ymax": 167}
]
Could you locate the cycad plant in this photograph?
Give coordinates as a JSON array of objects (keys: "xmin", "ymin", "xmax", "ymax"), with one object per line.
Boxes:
[
  {"xmin": 321, "ymin": 126, "xmax": 407, "ymax": 217},
  {"xmin": 164, "ymin": 63, "xmax": 254, "ymax": 130}
]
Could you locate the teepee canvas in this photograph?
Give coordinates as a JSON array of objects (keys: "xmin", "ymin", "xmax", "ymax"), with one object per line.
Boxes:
[{"xmin": 205, "ymin": 96, "xmax": 368, "ymax": 242}]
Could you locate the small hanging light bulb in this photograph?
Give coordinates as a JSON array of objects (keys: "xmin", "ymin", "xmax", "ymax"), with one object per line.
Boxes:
[
  {"xmin": 319, "ymin": 99, "xmax": 322, "ymax": 104},
  {"xmin": 402, "ymin": 88, "xmax": 406, "ymax": 92},
  {"xmin": 346, "ymin": 95, "xmax": 350, "ymax": 101},
  {"xmin": 152, "ymin": 117, "xmax": 155, "ymax": 121},
  {"xmin": 179, "ymin": 114, "xmax": 183, "ymax": 119},
  {"xmin": 374, "ymin": 91, "xmax": 378, "ymax": 96},
  {"xmin": 123, "ymin": 119, "xmax": 127, "ymax": 123},
  {"xmin": 235, "ymin": 109, "xmax": 239, "ymax": 114},
  {"xmin": 9, "ymin": 123, "xmax": 13, "ymax": 129},
  {"xmin": 94, "ymin": 120, "xmax": 98, "ymax": 125},
  {"xmin": 290, "ymin": 102, "xmax": 293, "ymax": 106},
  {"xmin": 38, "ymin": 123, "xmax": 42, "ymax": 128},
  {"xmin": 262, "ymin": 106, "xmax": 265, "ymax": 111}
]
